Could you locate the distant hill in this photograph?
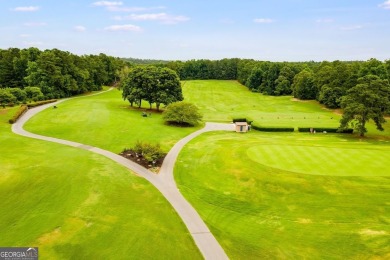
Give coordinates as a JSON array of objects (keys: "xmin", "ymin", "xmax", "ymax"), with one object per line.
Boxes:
[{"xmin": 122, "ymin": 58, "xmax": 170, "ymax": 65}]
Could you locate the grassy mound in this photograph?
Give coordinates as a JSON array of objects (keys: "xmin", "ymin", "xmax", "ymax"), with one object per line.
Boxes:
[{"xmin": 25, "ymin": 89, "xmax": 201, "ymax": 153}]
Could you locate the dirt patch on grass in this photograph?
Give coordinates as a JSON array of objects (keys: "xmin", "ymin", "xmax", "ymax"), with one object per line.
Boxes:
[
  {"xmin": 297, "ymin": 218, "xmax": 312, "ymax": 224},
  {"xmin": 37, "ymin": 226, "xmax": 62, "ymax": 245},
  {"xmin": 359, "ymin": 229, "xmax": 388, "ymax": 236},
  {"xmin": 0, "ymin": 108, "xmax": 10, "ymax": 115},
  {"xmin": 332, "ymin": 109, "xmax": 343, "ymax": 115},
  {"xmin": 119, "ymin": 149, "xmax": 166, "ymax": 173},
  {"xmin": 291, "ymin": 98, "xmax": 310, "ymax": 102}
]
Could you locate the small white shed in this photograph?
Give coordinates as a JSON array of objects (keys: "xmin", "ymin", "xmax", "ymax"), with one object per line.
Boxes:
[{"xmin": 235, "ymin": 122, "xmax": 248, "ymax": 133}]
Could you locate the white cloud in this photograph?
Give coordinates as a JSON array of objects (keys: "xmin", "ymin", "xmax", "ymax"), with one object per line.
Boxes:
[
  {"xmin": 74, "ymin": 26, "xmax": 87, "ymax": 32},
  {"xmin": 107, "ymin": 6, "xmax": 166, "ymax": 12},
  {"xmin": 19, "ymin": 34, "xmax": 32, "ymax": 38},
  {"xmin": 379, "ymin": 0, "xmax": 390, "ymax": 9},
  {"xmin": 24, "ymin": 22, "xmax": 47, "ymax": 27},
  {"xmin": 116, "ymin": 13, "xmax": 190, "ymax": 24},
  {"xmin": 316, "ymin": 18, "xmax": 334, "ymax": 23},
  {"xmin": 104, "ymin": 24, "xmax": 142, "ymax": 32},
  {"xmin": 340, "ymin": 25, "xmax": 363, "ymax": 31},
  {"xmin": 108, "ymin": 6, "xmax": 148, "ymax": 12},
  {"xmin": 253, "ymin": 18, "xmax": 274, "ymax": 24},
  {"xmin": 12, "ymin": 6, "xmax": 40, "ymax": 12},
  {"xmin": 92, "ymin": 1, "xmax": 123, "ymax": 7}
]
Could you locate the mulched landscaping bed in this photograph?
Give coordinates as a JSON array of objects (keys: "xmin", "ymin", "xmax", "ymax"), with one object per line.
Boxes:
[{"xmin": 119, "ymin": 149, "xmax": 166, "ymax": 171}]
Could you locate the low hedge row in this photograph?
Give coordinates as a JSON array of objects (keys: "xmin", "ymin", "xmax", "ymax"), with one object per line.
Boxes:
[
  {"xmin": 252, "ymin": 123, "xmax": 294, "ymax": 132},
  {"xmin": 298, "ymin": 127, "xmax": 353, "ymax": 133},
  {"xmin": 233, "ymin": 118, "xmax": 247, "ymax": 123},
  {"xmin": 27, "ymin": 99, "xmax": 57, "ymax": 108},
  {"xmin": 233, "ymin": 118, "xmax": 253, "ymax": 124},
  {"xmin": 9, "ymin": 105, "xmax": 28, "ymax": 124}
]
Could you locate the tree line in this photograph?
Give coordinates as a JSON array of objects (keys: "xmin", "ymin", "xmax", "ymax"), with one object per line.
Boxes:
[
  {"xmin": 1, "ymin": 47, "xmax": 389, "ymax": 136},
  {"xmin": 2, "ymin": 48, "xmax": 388, "ymax": 111},
  {"xmin": 0, "ymin": 47, "xmax": 128, "ymax": 103},
  {"xmin": 164, "ymin": 58, "xmax": 390, "ymax": 136},
  {"xmin": 165, "ymin": 58, "xmax": 390, "ymax": 109}
]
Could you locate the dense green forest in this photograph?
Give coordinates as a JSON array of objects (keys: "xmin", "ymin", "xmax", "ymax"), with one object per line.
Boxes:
[
  {"xmin": 122, "ymin": 57, "xmax": 169, "ymax": 65},
  {"xmin": 0, "ymin": 47, "xmax": 127, "ymax": 101},
  {"xmin": 165, "ymin": 58, "xmax": 390, "ymax": 109},
  {"xmin": 1, "ymin": 47, "xmax": 390, "ymax": 112}
]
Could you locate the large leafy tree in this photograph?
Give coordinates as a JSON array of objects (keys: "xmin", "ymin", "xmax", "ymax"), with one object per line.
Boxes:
[
  {"xmin": 359, "ymin": 58, "xmax": 389, "ymax": 80},
  {"xmin": 261, "ymin": 62, "xmax": 280, "ymax": 95},
  {"xmin": 24, "ymin": 86, "xmax": 44, "ymax": 101},
  {"xmin": 292, "ymin": 69, "xmax": 317, "ymax": 100},
  {"xmin": 385, "ymin": 59, "xmax": 390, "ymax": 81},
  {"xmin": 315, "ymin": 61, "xmax": 360, "ymax": 108},
  {"xmin": 0, "ymin": 48, "xmax": 23, "ymax": 88},
  {"xmin": 0, "ymin": 89, "xmax": 16, "ymax": 107},
  {"xmin": 246, "ymin": 67, "xmax": 263, "ymax": 92},
  {"xmin": 237, "ymin": 59, "xmax": 257, "ymax": 85},
  {"xmin": 318, "ymin": 85, "xmax": 344, "ymax": 108},
  {"xmin": 153, "ymin": 67, "xmax": 183, "ymax": 110},
  {"xmin": 8, "ymin": 88, "xmax": 27, "ymax": 103},
  {"xmin": 274, "ymin": 76, "xmax": 292, "ymax": 96},
  {"xmin": 122, "ymin": 66, "xmax": 183, "ymax": 110},
  {"xmin": 340, "ymin": 75, "xmax": 390, "ymax": 136},
  {"xmin": 274, "ymin": 65, "xmax": 295, "ymax": 96}
]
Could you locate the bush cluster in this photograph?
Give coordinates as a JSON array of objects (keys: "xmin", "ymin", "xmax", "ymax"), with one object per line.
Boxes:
[
  {"xmin": 8, "ymin": 105, "xmax": 28, "ymax": 124},
  {"xmin": 251, "ymin": 123, "xmax": 294, "ymax": 132},
  {"xmin": 298, "ymin": 127, "xmax": 353, "ymax": 133},
  {"xmin": 163, "ymin": 101, "xmax": 202, "ymax": 126},
  {"xmin": 133, "ymin": 141, "xmax": 164, "ymax": 163},
  {"xmin": 27, "ymin": 99, "xmax": 57, "ymax": 108}
]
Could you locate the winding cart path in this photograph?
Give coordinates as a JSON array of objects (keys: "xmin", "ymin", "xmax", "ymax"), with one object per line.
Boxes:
[{"xmin": 12, "ymin": 90, "xmax": 234, "ymax": 260}]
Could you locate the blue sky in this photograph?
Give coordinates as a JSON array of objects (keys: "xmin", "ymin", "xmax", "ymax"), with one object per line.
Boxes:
[{"xmin": 1, "ymin": 0, "xmax": 390, "ymax": 61}]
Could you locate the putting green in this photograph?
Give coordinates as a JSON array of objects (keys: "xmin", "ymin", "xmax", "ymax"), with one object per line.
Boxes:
[{"xmin": 247, "ymin": 144, "xmax": 390, "ymax": 176}]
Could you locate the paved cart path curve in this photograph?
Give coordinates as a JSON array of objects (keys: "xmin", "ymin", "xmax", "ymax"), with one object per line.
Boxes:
[{"xmin": 11, "ymin": 89, "xmax": 233, "ymax": 260}]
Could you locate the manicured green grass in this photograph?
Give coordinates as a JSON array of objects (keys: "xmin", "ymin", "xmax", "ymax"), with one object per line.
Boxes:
[
  {"xmin": 247, "ymin": 141, "xmax": 390, "ymax": 176},
  {"xmin": 182, "ymin": 80, "xmax": 338, "ymax": 125},
  {"xmin": 175, "ymin": 131, "xmax": 390, "ymax": 259},
  {"xmin": 0, "ymin": 107, "xmax": 201, "ymax": 259},
  {"xmin": 182, "ymin": 80, "xmax": 390, "ymax": 138},
  {"xmin": 14, "ymin": 80, "xmax": 390, "ymax": 259},
  {"xmin": 25, "ymin": 89, "xmax": 201, "ymax": 153}
]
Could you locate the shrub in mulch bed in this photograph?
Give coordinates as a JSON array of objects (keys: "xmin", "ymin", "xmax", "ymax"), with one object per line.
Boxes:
[{"xmin": 119, "ymin": 149, "xmax": 166, "ymax": 171}]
